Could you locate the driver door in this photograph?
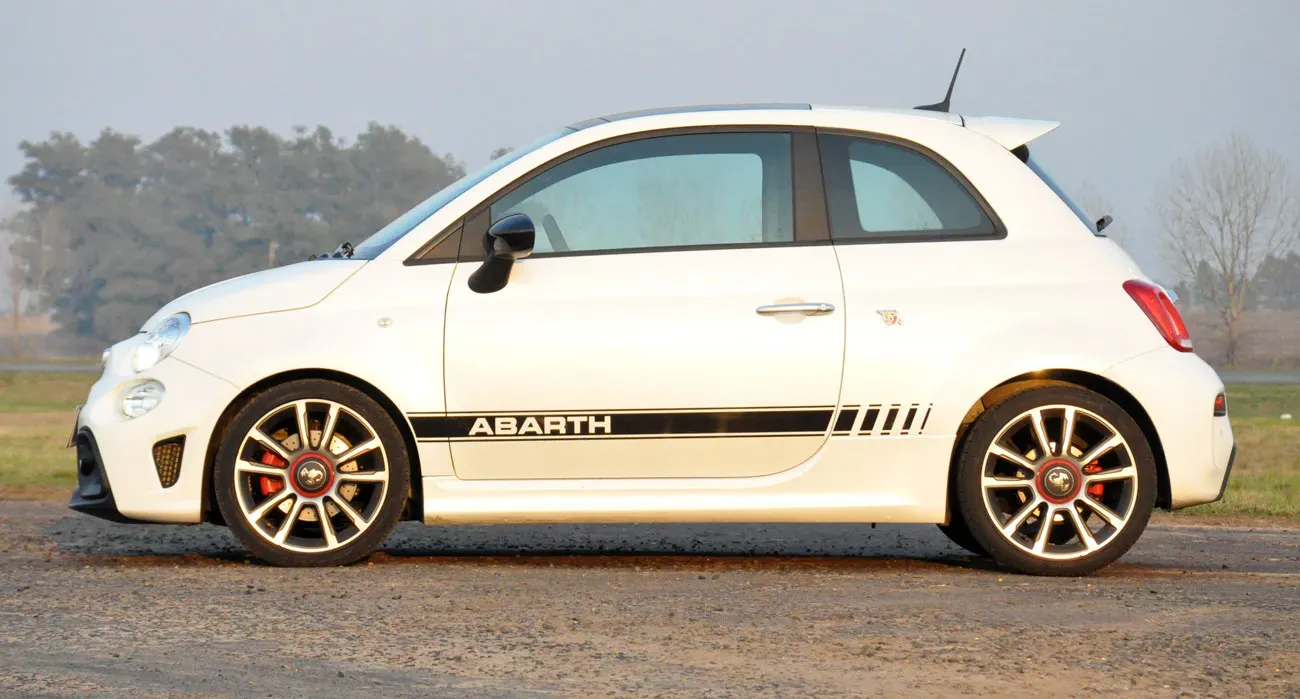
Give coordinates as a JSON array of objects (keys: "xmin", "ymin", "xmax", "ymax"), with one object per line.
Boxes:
[{"xmin": 437, "ymin": 130, "xmax": 846, "ymax": 480}]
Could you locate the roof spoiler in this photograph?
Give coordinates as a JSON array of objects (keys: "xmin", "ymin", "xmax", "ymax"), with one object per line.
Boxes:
[{"xmin": 963, "ymin": 117, "xmax": 1061, "ymax": 150}]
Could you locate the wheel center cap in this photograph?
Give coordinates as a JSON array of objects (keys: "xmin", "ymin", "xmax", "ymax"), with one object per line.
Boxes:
[
  {"xmin": 1036, "ymin": 459, "xmax": 1081, "ymax": 502},
  {"xmin": 291, "ymin": 455, "xmax": 333, "ymax": 495}
]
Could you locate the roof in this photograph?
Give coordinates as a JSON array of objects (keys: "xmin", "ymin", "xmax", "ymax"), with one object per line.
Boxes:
[{"xmin": 569, "ymin": 103, "xmax": 1059, "ymax": 150}]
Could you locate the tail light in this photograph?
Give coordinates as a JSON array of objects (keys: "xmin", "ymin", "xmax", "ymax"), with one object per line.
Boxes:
[
  {"xmin": 1213, "ymin": 393, "xmax": 1227, "ymax": 416},
  {"xmin": 1123, "ymin": 280, "xmax": 1193, "ymax": 352}
]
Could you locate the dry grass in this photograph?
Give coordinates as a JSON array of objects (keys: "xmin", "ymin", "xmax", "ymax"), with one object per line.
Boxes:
[{"xmin": 0, "ymin": 372, "xmax": 1295, "ymax": 519}]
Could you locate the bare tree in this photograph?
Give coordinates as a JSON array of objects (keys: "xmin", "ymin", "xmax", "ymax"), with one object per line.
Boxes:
[{"xmin": 1157, "ymin": 135, "xmax": 1300, "ymax": 365}]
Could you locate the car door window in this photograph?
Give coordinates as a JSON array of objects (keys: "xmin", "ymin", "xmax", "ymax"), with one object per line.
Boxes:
[
  {"xmin": 819, "ymin": 133, "xmax": 997, "ymax": 241},
  {"xmin": 490, "ymin": 132, "xmax": 793, "ymax": 254}
]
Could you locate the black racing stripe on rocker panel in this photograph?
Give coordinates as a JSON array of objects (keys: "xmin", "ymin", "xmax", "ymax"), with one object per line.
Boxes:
[{"xmin": 410, "ymin": 409, "xmax": 836, "ymax": 440}]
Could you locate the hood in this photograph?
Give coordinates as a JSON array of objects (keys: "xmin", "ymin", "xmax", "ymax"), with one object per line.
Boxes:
[{"xmin": 141, "ymin": 260, "xmax": 366, "ymax": 330}]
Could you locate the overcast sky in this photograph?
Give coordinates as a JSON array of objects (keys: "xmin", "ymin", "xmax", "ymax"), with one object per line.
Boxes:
[{"xmin": 3, "ymin": 0, "xmax": 1298, "ymax": 274}]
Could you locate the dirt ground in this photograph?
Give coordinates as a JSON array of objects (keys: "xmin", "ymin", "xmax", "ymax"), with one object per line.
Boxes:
[{"xmin": 0, "ymin": 501, "xmax": 1296, "ymax": 698}]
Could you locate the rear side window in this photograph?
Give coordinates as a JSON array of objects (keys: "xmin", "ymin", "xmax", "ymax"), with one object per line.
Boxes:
[{"xmin": 819, "ymin": 134, "xmax": 998, "ymax": 241}]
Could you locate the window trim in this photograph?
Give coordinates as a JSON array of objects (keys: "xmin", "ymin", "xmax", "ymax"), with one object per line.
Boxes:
[
  {"xmin": 454, "ymin": 125, "xmax": 828, "ymax": 262},
  {"xmin": 816, "ymin": 128, "xmax": 1006, "ymax": 245}
]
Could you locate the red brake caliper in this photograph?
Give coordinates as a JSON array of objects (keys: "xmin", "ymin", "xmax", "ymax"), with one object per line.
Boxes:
[
  {"xmin": 1083, "ymin": 461, "xmax": 1104, "ymax": 499},
  {"xmin": 258, "ymin": 451, "xmax": 286, "ymax": 496}
]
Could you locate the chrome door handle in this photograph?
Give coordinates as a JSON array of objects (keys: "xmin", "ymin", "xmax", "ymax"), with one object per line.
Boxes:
[{"xmin": 755, "ymin": 302, "xmax": 836, "ymax": 317}]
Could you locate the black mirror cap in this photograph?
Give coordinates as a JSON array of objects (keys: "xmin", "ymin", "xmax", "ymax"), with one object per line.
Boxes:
[{"xmin": 486, "ymin": 213, "xmax": 535, "ymax": 260}]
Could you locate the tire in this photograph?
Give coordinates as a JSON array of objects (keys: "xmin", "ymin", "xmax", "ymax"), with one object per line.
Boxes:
[
  {"xmin": 937, "ymin": 507, "xmax": 988, "ymax": 557},
  {"xmin": 955, "ymin": 386, "xmax": 1156, "ymax": 576},
  {"xmin": 214, "ymin": 379, "xmax": 410, "ymax": 567}
]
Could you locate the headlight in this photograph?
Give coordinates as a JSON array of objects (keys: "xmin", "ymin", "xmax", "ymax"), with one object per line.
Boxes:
[
  {"xmin": 131, "ymin": 312, "xmax": 190, "ymax": 373},
  {"xmin": 122, "ymin": 380, "xmax": 165, "ymax": 418}
]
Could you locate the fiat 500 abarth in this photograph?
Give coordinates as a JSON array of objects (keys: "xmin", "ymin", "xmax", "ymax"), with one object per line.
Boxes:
[{"xmin": 70, "ymin": 103, "xmax": 1234, "ymax": 575}]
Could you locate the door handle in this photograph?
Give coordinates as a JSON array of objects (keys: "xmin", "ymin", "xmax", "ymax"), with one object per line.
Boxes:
[{"xmin": 755, "ymin": 302, "xmax": 836, "ymax": 317}]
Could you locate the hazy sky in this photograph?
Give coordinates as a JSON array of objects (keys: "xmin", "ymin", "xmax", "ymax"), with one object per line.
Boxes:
[{"xmin": 3, "ymin": 0, "xmax": 1299, "ymax": 274}]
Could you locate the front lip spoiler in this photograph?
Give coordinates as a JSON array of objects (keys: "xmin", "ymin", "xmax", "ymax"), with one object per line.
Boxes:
[{"xmin": 1212, "ymin": 444, "xmax": 1237, "ymax": 504}]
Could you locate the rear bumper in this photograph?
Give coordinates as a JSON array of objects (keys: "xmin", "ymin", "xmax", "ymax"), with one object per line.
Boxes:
[{"xmin": 1103, "ymin": 348, "xmax": 1235, "ymax": 509}]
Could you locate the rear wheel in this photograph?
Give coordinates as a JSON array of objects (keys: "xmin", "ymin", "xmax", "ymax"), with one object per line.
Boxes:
[
  {"xmin": 956, "ymin": 386, "xmax": 1155, "ymax": 576},
  {"xmin": 214, "ymin": 380, "xmax": 409, "ymax": 567}
]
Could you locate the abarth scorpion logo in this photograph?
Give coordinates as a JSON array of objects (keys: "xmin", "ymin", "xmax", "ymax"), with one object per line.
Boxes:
[{"xmin": 876, "ymin": 310, "xmax": 903, "ymax": 326}]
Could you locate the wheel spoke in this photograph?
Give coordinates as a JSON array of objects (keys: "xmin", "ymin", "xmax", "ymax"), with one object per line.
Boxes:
[
  {"xmin": 335, "ymin": 438, "xmax": 380, "ymax": 466},
  {"xmin": 318, "ymin": 503, "xmax": 339, "ymax": 548},
  {"xmin": 273, "ymin": 498, "xmax": 306, "ymax": 544},
  {"xmin": 1078, "ymin": 434, "xmax": 1124, "ymax": 466},
  {"xmin": 1059, "ymin": 407, "xmax": 1077, "ymax": 457},
  {"xmin": 1032, "ymin": 505, "xmax": 1056, "ymax": 554},
  {"xmin": 1066, "ymin": 505, "xmax": 1099, "ymax": 552},
  {"xmin": 338, "ymin": 471, "xmax": 387, "ymax": 483},
  {"xmin": 990, "ymin": 443, "xmax": 1036, "ymax": 472},
  {"xmin": 332, "ymin": 495, "xmax": 369, "ymax": 532},
  {"xmin": 1030, "ymin": 409, "xmax": 1053, "ymax": 459},
  {"xmin": 295, "ymin": 401, "xmax": 311, "ymax": 451},
  {"xmin": 248, "ymin": 489, "xmax": 293, "ymax": 524},
  {"xmin": 319, "ymin": 403, "xmax": 341, "ymax": 454},
  {"xmin": 1085, "ymin": 464, "xmax": 1138, "ymax": 485},
  {"xmin": 235, "ymin": 459, "xmax": 286, "ymax": 477},
  {"xmin": 1002, "ymin": 497, "xmax": 1042, "ymax": 536},
  {"xmin": 1082, "ymin": 499, "xmax": 1126, "ymax": 529},
  {"xmin": 252, "ymin": 430, "xmax": 292, "ymax": 463}
]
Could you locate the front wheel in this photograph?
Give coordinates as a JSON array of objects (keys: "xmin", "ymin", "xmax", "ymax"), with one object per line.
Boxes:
[
  {"xmin": 214, "ymin": 380, "xmax": 410, "ymax": 567},
  {"xmin": 955, "ymin": 386, "xmax": 1156, "ymax": 576}
]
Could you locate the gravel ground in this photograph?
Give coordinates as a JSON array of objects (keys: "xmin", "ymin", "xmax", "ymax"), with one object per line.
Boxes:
[{"xmin": 0, "ymin": 501, "xmax": 1296, "ymax": 698}]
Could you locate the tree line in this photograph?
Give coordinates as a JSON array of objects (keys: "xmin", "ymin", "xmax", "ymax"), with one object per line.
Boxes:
[
  {"xmin": 4, "ymin": 124, "xmax": 465, "ymax": 345},
  {"xmin": 3, "ymin": 125, "xmax": 1299, "ymax": 365}
]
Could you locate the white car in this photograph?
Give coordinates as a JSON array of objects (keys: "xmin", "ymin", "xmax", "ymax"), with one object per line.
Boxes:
[{"xmin": 70, "ymin": 102, "xmax": 1235, "ymax": 575}]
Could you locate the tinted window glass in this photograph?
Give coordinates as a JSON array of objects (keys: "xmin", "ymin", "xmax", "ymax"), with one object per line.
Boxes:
[
  {"xmin": 491, "ymin": 132, "xmax": 792, "ymax": 254},
  {"xmin": 820, "ymin": 134, "xmax": 996, "ymax": 241}
]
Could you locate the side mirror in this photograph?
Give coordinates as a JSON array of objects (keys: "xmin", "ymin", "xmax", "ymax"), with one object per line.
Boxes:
[{"xmin": 468, "ymin": 214, "xmax": 535, "ymax": 294}]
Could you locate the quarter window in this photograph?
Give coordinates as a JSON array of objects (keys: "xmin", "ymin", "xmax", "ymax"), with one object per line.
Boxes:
[
  {"xmin": 820, "ymin": 134, "xmax": 997, "ymax": 241},
  {"xmin": 490, "ymin": 132, "xmax": 793, "ymax": 255}
]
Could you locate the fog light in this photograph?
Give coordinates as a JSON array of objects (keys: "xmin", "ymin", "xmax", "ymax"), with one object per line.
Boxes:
[{"xmin": 122, "ymin": 381, "xmax": 165, "ymax": 418}]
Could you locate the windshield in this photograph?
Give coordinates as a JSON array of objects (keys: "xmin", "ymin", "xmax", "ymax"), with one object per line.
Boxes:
[
  {"xmin": 350, "ymin": 127, "xmax": 575, "ymax": 259},
  {"xmin": 1023, "ymin": 153, "xmax": 1099, "ymax": 235}
]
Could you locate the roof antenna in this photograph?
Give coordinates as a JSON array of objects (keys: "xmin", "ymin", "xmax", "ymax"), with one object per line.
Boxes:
[{"xmin": 915, "ymin": 48, "xmax": 966, "ymax": 112}]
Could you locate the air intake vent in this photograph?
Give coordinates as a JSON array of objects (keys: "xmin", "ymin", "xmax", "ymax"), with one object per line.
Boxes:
[{"xmin": 152, "ymin": 436, "xmax": 185, "ymax": 488}]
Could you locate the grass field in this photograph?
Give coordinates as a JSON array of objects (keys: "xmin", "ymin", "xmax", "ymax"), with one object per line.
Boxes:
[{"xmin": 1, "ymin": 372, "xmax": 1296, "ymax": 518}]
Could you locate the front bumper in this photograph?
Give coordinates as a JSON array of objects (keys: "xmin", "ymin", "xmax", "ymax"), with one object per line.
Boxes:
[
  {"xmin": 1103, "ymin": 348, "xmax": 1235, "ymax": 509},
  {"xmin": 69, "ymin": 343, "xmax": 239, "ymax": 524}
]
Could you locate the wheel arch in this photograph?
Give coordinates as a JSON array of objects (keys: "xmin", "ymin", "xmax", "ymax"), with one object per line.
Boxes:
[
  {"xmin": 946, "ymin": 369, "xmax": 1171, "ymax": 513},
  {"xmin": 201, "ymin": 368, "xmax": 425, "ymax": 525}
]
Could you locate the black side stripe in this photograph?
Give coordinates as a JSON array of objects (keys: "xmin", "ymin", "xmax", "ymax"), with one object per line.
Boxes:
[
  {"xmin": 411, "ymin": 409, "xmax": 835, "ymax": 441},
  {"xmin": 861, "ymin": 406, "xmax": 881, "ymax": 434},
  {"xmin": 832, "ymin": 407, "xmax": 859, "ymax": 435},
  {"xmin": 881, "ymin": 406, "xmax": 900, "ymax": 432}
]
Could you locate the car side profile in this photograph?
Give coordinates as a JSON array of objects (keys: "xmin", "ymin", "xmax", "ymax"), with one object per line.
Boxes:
[{"xmin": 69, "ymin": 102, "xmax": 1235, "ymax": 575}]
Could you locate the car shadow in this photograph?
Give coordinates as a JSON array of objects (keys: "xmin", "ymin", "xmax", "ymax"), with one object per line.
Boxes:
[{"xmin": 44, "ymin": 515, "xmax": 1298, "ymax": 575}]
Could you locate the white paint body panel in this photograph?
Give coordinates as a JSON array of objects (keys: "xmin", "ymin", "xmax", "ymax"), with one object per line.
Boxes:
[
  {"xmin": 442, "ymin": 246, "xmax": 845, "ymax": 480},
  {"xmin": 76, "ymin": 105, "xmax": 1233, "ymax": 528}
]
